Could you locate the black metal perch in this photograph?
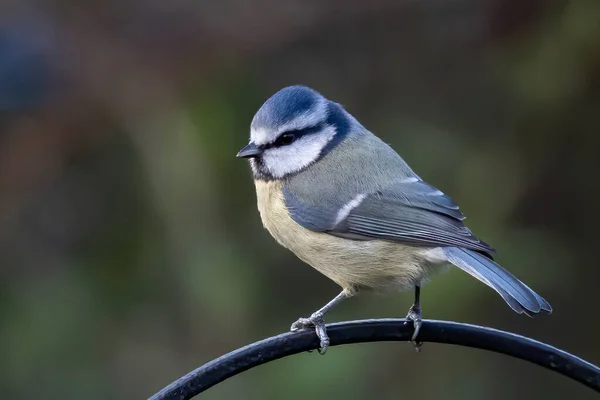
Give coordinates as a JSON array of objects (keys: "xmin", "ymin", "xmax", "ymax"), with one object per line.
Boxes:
[{"xmin": 148, "ymin": 319, "xmax": 600, "ymax": 400}]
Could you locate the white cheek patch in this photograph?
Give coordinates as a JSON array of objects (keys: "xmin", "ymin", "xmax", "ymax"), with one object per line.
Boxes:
[{"xmin": 262, "ymin": 126, "xmax": 336, "ymax": 178}]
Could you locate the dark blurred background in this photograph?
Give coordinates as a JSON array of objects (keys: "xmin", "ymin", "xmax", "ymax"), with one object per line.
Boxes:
[{"xmin": 1, "ymin": 0, "xmax": 599, "ymax": 399}]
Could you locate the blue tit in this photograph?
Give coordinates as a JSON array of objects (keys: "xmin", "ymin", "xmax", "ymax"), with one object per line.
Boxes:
[{"xmin": 237, "ymin": 85, "xmax": 552, "ymax": 353}]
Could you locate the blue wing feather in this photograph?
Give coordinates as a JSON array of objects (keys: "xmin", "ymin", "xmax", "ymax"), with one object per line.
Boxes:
[{"xmin": 444, "ymin": 247, "xmax": 552, "ymax": 314}]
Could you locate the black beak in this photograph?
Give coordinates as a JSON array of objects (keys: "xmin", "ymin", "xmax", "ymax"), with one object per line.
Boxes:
[{"xmin": 236, "ymin": 142, "xmax": 262, "ymax": 158}]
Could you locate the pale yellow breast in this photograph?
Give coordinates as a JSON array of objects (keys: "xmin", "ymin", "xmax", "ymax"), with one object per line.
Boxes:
[{"xmin": 254, "ymin": 180, "xmax": 441, "ymax": 293}]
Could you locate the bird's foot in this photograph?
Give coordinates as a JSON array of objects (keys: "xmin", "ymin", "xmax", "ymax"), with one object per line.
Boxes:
[
  {"xmin": 291, "ymin": 313, "xmax": 330, "ymax": 355},
  {"xmin": 404, "ymin": 305, "xmax": 423, "ymax": 352}
]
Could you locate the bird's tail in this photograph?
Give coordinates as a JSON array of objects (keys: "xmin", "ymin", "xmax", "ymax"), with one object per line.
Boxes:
[{"xmin": 443, "ymin": 247, "xmax": 552, "ymax": 315}]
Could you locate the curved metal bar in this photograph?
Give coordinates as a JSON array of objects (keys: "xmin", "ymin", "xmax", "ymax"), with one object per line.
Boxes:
[{"xmin": 148, "ymin": 319, "xmax": 600, "ymax": 400}]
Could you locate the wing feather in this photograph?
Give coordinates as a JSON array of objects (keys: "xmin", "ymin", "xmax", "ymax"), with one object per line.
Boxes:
[{"xmin": 285, "ymin": 179, "xmax": 495, "ymax": 255}]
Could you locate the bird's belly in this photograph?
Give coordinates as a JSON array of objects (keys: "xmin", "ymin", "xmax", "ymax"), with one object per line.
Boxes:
[
  {"xmin": 255, "ymin": 180, "xmax": 445, "ymax": 293},
  {"xmin": 286, "ymin": 235, "xmax": 439, "ymax": 293}
]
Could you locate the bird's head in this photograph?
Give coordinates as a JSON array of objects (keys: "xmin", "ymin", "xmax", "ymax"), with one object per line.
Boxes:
[{"xmin": 237, "ymin": 85, "xmax": 353, "ymax": 180}]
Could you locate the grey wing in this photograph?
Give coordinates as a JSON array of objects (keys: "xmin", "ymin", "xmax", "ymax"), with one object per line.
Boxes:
[
  {"xmin": 284, "ymin": 179, "xmax": 495, "ymax": 256},
  {"xmin": 284, "ymin": 179, "xmax": 554, "ymax": 315}
]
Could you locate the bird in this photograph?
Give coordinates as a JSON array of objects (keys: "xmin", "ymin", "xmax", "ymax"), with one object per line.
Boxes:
[{"xmin": 236, "ymin": 85, "xmax": 552, "ymax": 354}]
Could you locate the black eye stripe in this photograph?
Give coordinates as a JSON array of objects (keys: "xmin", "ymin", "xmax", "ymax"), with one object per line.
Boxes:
[
  {"xmin": 275, "ymin": 133, "xmax": 296, "ymax": 146},
  {"xmin": 263, "ymin": 123, "xmax": 326, "ymax": 150}
]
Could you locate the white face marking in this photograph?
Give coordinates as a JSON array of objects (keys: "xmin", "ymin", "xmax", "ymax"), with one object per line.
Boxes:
[
  {"xmin": 334, "ymin": 193, "xmax": 367, "ymax": 226},
  {"xmin": 260, "ymin": 125, "xmax": 336, "ymax": 178},
  {"xmin": 250, "ymin": 98, "xmax": 328, "ymax": 146}
]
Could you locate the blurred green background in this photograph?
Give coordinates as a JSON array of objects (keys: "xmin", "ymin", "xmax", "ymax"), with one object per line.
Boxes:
[{"xmin": 1, "ymin": 0, "xmax": 599, "ymax": 399}]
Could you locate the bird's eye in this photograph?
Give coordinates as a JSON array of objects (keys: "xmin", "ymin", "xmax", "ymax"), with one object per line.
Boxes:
[{"xmin": 276, "ymin": 133, "xmax": 296, "ymax": 146}]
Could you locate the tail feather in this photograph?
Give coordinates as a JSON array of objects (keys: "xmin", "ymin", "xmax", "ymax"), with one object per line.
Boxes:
[
  {"xmin": 520, "ymin": 281, "xmax": 553, "ymax": 312},
  {"xmin": 443, "ymin": 247, "xmax": 552, "ymax": 315}
]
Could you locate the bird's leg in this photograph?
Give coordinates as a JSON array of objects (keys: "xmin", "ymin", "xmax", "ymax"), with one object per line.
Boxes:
[
  {"xmin": 291, "ymin": 290, "xmax": 348, "ymax": 355},
  {"xmin": 405, "ymin": 285, "xmax": 423, "ymax": 351}
]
